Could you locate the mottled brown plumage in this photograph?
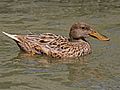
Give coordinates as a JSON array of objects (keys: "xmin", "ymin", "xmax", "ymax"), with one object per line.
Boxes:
[{"xmin": 3, "ymin": 22, "xmax": 110, "ymax": 58}]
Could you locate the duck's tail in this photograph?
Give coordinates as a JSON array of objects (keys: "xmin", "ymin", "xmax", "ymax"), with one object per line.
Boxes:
[{"xmin": 2, "ymin": 32, "xmax": 20, "ymax": 42}]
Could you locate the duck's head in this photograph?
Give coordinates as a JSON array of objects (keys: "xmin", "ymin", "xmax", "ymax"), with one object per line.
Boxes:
[{"xmin": 69, "ymin": 22, "xmax": 110, "ymax": 41}]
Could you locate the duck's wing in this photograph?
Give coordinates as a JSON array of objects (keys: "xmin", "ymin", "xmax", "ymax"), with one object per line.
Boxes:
[
  {"xmin": 3, "ymin": 32, "xmax": 61, "ymax": 54},
  {"xmin": 15, "ymin": 33, "xmax": 59, "ymax": 54}
]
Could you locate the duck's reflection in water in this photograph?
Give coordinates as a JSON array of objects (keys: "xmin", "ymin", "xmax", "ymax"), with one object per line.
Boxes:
[{"xmin": 2, "ymin": 52, "xmax": 106, "ymax": 83}]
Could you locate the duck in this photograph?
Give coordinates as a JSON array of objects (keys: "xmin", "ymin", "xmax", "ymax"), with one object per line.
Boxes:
[{"xmin": 2, "ymin": 22, "xmax": 110, "ymax": 58}]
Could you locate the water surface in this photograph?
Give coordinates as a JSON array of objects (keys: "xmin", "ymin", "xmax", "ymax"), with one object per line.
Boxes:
[{"xmin": 0, "ymin": 0, "xmax": 120, "ymax": 90}]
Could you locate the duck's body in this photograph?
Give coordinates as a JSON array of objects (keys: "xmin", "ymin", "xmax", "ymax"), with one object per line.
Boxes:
[{"xmin": 3, "ymin": 22, "xmax": 109, "ymax": 58}]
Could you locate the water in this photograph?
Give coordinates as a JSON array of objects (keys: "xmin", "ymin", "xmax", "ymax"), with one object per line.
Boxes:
[{"xmin": 0, "ymin": 0, "xmax": 120, "ymax": 90}]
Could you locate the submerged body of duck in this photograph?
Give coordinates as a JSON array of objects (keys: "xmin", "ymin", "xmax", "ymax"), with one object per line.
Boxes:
[{"xmin": 3, "ymin": 22, "xmax": 110, "ymax": 58}]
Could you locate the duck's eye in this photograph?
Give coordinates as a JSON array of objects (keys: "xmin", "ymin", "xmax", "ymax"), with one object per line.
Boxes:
[{"xmin": 81, "ymin": 27, "xmax": 85, "ymax": 29}]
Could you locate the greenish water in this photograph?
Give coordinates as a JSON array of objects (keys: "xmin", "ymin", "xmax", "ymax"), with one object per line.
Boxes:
[{"xmin": 0, "ymin": 0, "xmax": 120, "ymax": 90}]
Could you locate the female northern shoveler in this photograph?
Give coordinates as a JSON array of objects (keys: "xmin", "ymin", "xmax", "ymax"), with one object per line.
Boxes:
[{"xmin": 3, "ymin": 22, "xmax": 110, "ymax": 58}]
